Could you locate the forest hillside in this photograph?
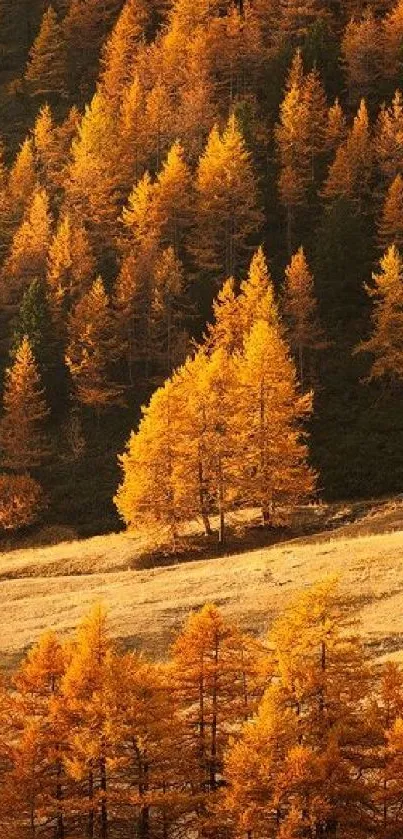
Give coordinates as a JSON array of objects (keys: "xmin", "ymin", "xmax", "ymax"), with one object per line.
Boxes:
[{"xmin": 2, "ymin": 0, "xmax": 403, "ymax": 538}]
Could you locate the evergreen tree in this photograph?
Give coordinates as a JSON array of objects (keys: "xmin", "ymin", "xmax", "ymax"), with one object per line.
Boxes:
[
  {"xmin": 0, "ymin": 336, "xmax": 50, "ymax": 470},
  {"xmin": 11, "ymin": 278, "xmax": 52, "ymax": 368}
]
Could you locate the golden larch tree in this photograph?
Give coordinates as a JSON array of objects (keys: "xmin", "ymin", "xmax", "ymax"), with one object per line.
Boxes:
[
  {"xmin": 65, "ymin": 277, "xmax": 122, "ymax": 412},
  {"xmin": 235, "ymin": 318, "xmax": 315, "ymax": 526},
  {"xmin": 0, "ymin": 336, "xmax": 50, "ymax": 470},
  {"xmin": 283, "ymin": 246, "xmax": 325, "ymax": 387},
  {"xmin": 193, "ymin": 114, "xmax": 263, "ymax": 284},
  {"xmin": 25, "ymin": 5, "xmax": 67, "ymax": 98},
  {"xmin": 2, "ymin": 186, "xmax": 53, "ymax": 305},
  {"xmin": 357, "ymin": 244, "xmax": 403, "ymax": 380}
]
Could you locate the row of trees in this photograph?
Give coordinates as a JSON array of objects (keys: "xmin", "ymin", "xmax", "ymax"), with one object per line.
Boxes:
[{"xmin": 1, "ymin": 582, "xmax": 403, "ymax": 838}]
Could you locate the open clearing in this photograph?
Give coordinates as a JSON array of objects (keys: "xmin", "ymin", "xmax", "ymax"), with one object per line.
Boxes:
[{"xmin": 2, "ymin": 497, "xmax": 403, "ymax": 669}]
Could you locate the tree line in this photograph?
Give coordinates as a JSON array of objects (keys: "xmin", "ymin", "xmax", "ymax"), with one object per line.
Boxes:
[{"xmin": 1, "ymin": 582, "xmax": 403, "ymax": 838}]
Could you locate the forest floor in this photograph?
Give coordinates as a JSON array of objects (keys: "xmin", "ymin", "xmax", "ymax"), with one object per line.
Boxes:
[{"xmin": 2, "ymin": 496, "xmax": 403, "ymax": 670}]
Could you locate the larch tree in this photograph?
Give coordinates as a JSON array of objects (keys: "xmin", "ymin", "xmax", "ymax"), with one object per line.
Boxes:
[
  {"xmin": 0, "ymin": 336, "xmax": 50, "ymax": 470},
  {"xmin": 1, "ymin": 186, "xmax": 53, "ymax": 305},
  {"xmin": 99, "ymin": 0, "xmax": 149, "ymax": 109},
  {"xmin": 238, "ymin": 245, "xmax": 278, "ymax": 339},
  {"xmin": 357, "ymin": 244, "xmax": 403, "ymax": 380},
  {"xmin": 376, "ymin": 90, "xmax": 403, "ymax": 188},
  {"xmin": 278, "ymin": 0, "xmax": 329, "ymax": 43},
  {"xmin": 63, "ymin": 0, "xmax": 123, "ymax": 100},
  {"xmin": 153, "ymin": 141, "xmax": 193, "ymax": 259},
  {"xmin": 24, "ymin": 5, "xmax": 67, "ymax": 98},
  {"xmin": 341, "ymin": 10, "xmax": 384, "ymax": 106},
  {"xmin": 60, "ymin": 605, "xmax": 117, "ymax": 839},
  {"xmin": 8, "ymin": 137, "xmax": 37, "ymax": 219},
  {"xmin": 322, "ymin": 98, "xmax": 373, "ymax": 212},
  {"xmin": 384, "ymin": 0, "xmax": 403, "ymax": 82},
  {"xmin": 378, "ymin": 173, "xmax": 403, "ymax": 249},
  {"xmin": 12, "ymin": 632, "xmax": 68, "ymax": 839},
  {"xmin": 144, "ymin": 81, "xmax": 175, "ymax": 173},
  {"xmin": 65, "ymin": 277, "xmax": 123, "ymax": 413},
  {"xmin": 225, "ymin": 582, "xmax": 372, "ymax": 838},
  {"xmin": 47, "ymin": 212, "xmax": 95, "ymax": 328},
  {"xmin": 235, "ymin": 318, "xmax": 315, "ymax": 526},
  {"xmin": 193, "ymin": 114, "xmax": 263, "ymax": 287},
  {"xmin": 283, "ymin": 246, "xmax": 325, "ymax": 387},
  {"xmin": 275, "ymin": 53, "xmax": 316, "ymax": 253},
  {"xmin": 119, "ymin": 74, "xmax": 147, "ymax": 187},
  {"xmin": 115, "ymin": 376, "xmax": 182, "ymax": 544},
  {"xmin": 151, "ymin": 246, "xmax": 190, "ymax": 380},
  {"xmin": 170, "ymin": 603, "xmax": 263, "ymax": 820},
  {"xmin": 64, "ymin": 91, "xmax": 121, "ymax": 266},
  {"xmin": 324, "ymin": 98, "xmax": 347, "ymax": 151}
]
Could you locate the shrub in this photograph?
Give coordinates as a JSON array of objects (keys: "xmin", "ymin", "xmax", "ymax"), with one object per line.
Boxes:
[{"xmin": 0, "ymin": 474, "xmax": 45, "ymax": 531}]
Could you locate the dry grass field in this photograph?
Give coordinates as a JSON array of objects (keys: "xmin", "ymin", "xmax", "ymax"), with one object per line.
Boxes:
[{"xmin": 2, "ymin": 497, "xmax": 403, "ymax": 670}]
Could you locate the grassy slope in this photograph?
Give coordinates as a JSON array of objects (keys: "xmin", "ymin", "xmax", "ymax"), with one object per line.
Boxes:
[{"xmin": 2, "ymin": 498, "xmax": 403, "ymax": 669}]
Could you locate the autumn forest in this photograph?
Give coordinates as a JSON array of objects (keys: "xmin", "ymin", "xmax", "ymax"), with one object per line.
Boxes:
[
  {"xmin": 2, "ymin": 0, "xmax": 403, "ymax": 536},
  {"xmin": 4, "ymin": 0, "xmax": 403, "ymax": 836}
]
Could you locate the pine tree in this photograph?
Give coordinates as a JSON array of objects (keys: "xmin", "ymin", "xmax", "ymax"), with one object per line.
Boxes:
[
  {"xmin": 193, "ymin": 114, "xmax": 263, "ymax": 286},
  {"xmin": 66, "ymin": 277, "xmax": 122, "ymax": 411},
  {"xmin": 357, "ymin": 244, "xmax": 403, "ymax": 380},
  {"xmin": 25, "ymin": 5, "xmax": 67, "ymax": 98},
  {"xmin": 283, "ymin": 246, "xmax": 325, "ymax": 387},
  {"xmin": 0, "ymin": 336, "xmax": 50, "ymax": 470},
  {"xmin": 2, "ymin": 187, "xmax": 53, "ymax": 305}
]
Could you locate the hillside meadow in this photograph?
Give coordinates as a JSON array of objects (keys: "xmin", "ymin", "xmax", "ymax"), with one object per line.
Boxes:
[{"xmin": 2, "ymin": 498, "xmax": 403, "ymax": 669}]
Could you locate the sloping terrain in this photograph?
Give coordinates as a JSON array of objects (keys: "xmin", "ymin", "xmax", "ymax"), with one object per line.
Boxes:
[{"xmin": 2, "ymin": 498, "xmax": 403, "ymax": 670}]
